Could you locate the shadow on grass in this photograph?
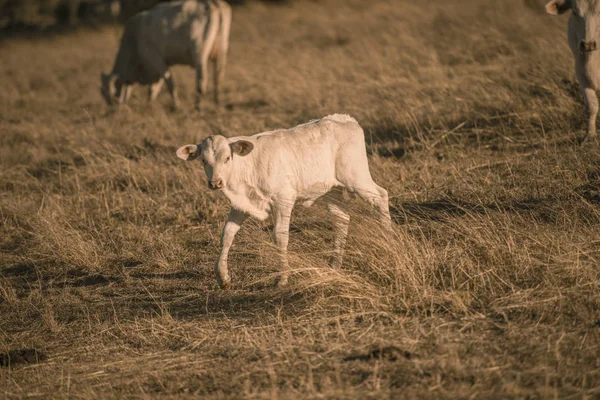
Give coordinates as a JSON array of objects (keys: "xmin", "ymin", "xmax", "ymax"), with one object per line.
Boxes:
[
  {"xmin": 364, "ymin": 105, "xmax": 585, "ymax": 159},
  {"xmin": 391, "ymin": 194, "xmax": 598, "ymax": 224},
  {"xmin": 2, "ymin": 259, "xmax": 313, "ymax": 322},
  {"xmin": 2, "ymin": 262, "xmax": 37, "ymax": 277}
]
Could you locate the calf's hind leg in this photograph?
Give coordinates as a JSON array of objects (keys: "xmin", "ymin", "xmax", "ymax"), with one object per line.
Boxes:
[
  {"xmin": 353, "ymin": 184, "xmax": 391, "ymax": 228},
  {"xmin": 336, "ymin": 146, "xmax": 391, "ymax": 228},
  {"xmin": 325, "ymin": 189, "xmax": 350, "ymax": 268}
]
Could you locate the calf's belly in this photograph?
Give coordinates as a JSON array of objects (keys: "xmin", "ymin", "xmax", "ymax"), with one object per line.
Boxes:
[{"xmin": 297, "ymin": 181, "xmax": 338, "ymax": 208}]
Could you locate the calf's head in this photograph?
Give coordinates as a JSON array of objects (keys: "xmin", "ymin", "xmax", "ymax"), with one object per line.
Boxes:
[
  {"xmin": 547, "ymin": 0, "xmax": 600, "ymax": 53},
  {"xmin": 177, "ymin": 136, "xmax": 254, "ymax": 190}
]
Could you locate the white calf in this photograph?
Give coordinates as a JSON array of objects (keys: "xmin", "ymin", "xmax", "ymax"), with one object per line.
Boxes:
[{"xmin": 177, "ymin": 114, "xmax": 391, "ymax": 289}]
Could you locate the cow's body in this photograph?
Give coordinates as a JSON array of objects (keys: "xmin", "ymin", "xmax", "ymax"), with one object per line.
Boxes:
[
  {"xmin": 177, "ymin": 114, "xmax": 392, "ymax": 289},
  {"xmin": 101, "ymin": 0, "xmax": 231, "ymax": 109},
  {"xmin": 547, "ymin": 0, "xmax": 600, "ymax": 139}
]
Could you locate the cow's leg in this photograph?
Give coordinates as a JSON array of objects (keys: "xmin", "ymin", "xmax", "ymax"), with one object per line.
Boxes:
[
  {"xmin": 213, "ymin": 50, "xmax": 227, "ymax": 106},
  {"xmin": 138, "ymin": 45, "xmax": 175, "ymax": 108},
  {"xmin": 124, "ymin": 85, "xmax": 133, "ymax": 103},
  {"xmin": 194, "ymin": 62, "xmax": 209, "ymax": 111},
  {"xmin": 325, "ymin": 189, "xmax": 350, "ymax": 268},
  {"xmin": 583, "ymin": 87, "xmax": 598, "ymax": 139},
  {"xmin": 273, "ymin": 201, "xmax": 294, "ymax": 287},
  {"xmin": 212, "ymin": 58, "xmax": 220, "ymax": 106},
  {"xmin": 118, "ymin": 84, "xmax": 132, "ymax": 104},
  {"xmin": 194, "ymin": 8, "xmax": 219, "ymax": 111},
  {"xmin": 163, "ymin": 71, "xmax": 179, "ymax": 109},
  {"xmin": 149, "ymin": 78, "xmax": 164, "ymax": 102},
  {"xmin": 215, "ymin": 208, "xmax": 247, "ymax": 290}
]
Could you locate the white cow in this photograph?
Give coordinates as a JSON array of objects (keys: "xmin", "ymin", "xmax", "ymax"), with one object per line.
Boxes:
[
  {"xmin": 101, "ymin": 0, "xmax": 231, "ymax": 109},
  {"xmin": 547, "ymin": 0, "xmax": 600, "ymax": 139},
  {"xmin": 177, "ymin": 114, "xmax": 392, "ymax": 289}
]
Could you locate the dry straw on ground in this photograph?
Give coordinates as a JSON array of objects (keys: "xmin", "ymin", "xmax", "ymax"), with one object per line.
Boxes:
[{"xmin": 1, "ymin": 0, "xmax": 600, "ymax": 398}]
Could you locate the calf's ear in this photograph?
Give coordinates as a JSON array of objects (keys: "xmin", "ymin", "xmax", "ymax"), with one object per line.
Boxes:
[
  {"xmin": 230, "ymin": 140, "xmax": 254, "ymax": 156},
  {"xmin": 546, "ymin": 0, "xmax": 571, "ymax": 15},
  {"xmin": 176, "ymin": 144, "xmax": 200, "ymax": 161}
]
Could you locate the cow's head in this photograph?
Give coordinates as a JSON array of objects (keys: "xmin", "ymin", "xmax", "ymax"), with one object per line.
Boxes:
[
  {"xmin": 177, "ymin": 135, "xmax": 254, "ymax": 190},
  {"xmin": 100, "ymin": 73, "xmax": 126, "ymax": 105},
  {"xmin": 547, "ymin": 0, "xmax": 600, "ymax": 53}
]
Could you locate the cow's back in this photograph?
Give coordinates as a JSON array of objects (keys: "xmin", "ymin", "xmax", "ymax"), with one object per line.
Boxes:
[{"xmin": 134, "ymin": 0, "xmax": 215, "ymax": 66}]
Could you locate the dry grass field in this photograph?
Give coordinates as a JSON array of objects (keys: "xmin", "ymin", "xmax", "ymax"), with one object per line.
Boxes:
[{"xmin": 2, "ymin": 0, "xmax": 600, "ymax": 398}]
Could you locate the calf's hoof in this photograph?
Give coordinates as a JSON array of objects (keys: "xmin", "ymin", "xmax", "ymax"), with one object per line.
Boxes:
[
  {"xmin": 274, "ymin": 275, "xmax": 288, "ymax": 288},
  {"xmin": 215, "ymin": 274, "xmax": 231, "ymax": 290},
  {"xmin": 328, "ymin": 256, "xmax": 343, "ymax": 269},
  {"xmin": 582, "ymin": 132, "xmax": 598, "ymax": 145}
]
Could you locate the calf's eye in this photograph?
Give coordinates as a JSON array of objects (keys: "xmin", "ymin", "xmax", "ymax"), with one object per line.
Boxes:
[{"xmin": 225, "ymin": 156, "xmax": 231, "ymax": 163}]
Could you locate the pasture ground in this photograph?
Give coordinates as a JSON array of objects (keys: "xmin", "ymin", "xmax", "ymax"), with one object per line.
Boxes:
[{"xmin": 1, "ymin": 0, "xmax": 600, "ymax": 398}]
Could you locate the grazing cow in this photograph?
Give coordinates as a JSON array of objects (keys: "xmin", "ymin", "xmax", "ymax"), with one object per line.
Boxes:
[
  {"xmin": 177, "ymin": 114, "xmax": 392, "ymax": 289},
  {"xmin": 547, "ymin": 0, "xmax": 600, "ymax": 139},
  {"xmin": 101, "ymin": 0, "xmax": 231, "ymax": 109}
]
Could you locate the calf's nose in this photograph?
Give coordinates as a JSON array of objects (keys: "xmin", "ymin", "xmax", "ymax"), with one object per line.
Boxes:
[
  {"xmin": 580, "ymin": 40, "xmax": 598, "ymax": 53},
  {"xmin": 209, "ymin": 179, "xmax": 224, "ymax": 190}
]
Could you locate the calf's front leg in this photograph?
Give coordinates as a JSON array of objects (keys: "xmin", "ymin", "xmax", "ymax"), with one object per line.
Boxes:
[
  {"xmin": 215, "ymin": 208, "xmax": 246, "ymax": 289},
  {"xmin": 273, "ymin": 202, "xmax": 294, "ymax": 287}
]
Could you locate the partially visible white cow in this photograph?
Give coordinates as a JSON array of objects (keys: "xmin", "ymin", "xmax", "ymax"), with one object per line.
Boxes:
[
  {"xmin": 101, "ymin": 0, "xmax": 231, "ymax": 109},
  {"xmin": 177, "ymin": 114, "xmax": 392, "ymax": 289},
  {"xmin": 547, "ymin": 0, "xmax": 600, "ymax": 139}
]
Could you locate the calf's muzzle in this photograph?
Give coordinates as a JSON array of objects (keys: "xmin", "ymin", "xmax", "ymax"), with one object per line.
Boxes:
[
  {"xmin": 580, "ymin": 40, "xmax": 598, "ymax": 53},
  {"xmin": 209, "ymin": 179, "xmax": 224, "ymax": 190}
]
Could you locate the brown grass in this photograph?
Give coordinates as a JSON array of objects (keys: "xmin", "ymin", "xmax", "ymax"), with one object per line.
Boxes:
[{"xmin": 2, "ymin": 0, "xmax": 600, "ymax": 398}]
